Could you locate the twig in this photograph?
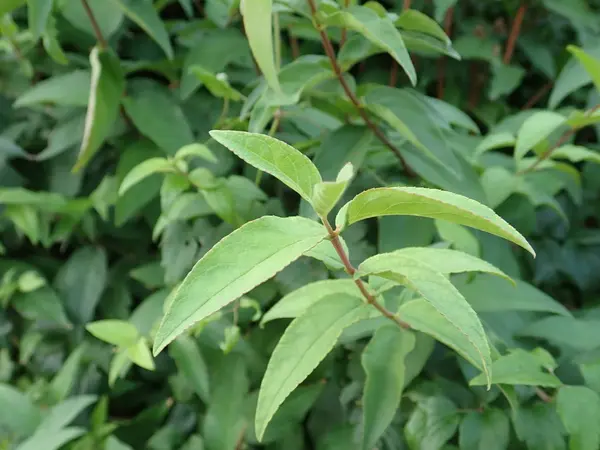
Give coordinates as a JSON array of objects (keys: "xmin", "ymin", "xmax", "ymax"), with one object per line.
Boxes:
[
  {"xmin": 535, "ymin": 387, "xmax": 552, "ymax": 403},
  {"xmin": 321, "ymin": 218, "xmax": 411, "ymax": 330},
  {"xmin": 289, "ymin": 31, "xmax": 300, "ymax": 59},
  {"xmin": 389, "ymin": 61, "xmax": 398, "ymax": 86},
  {"xmin": 503, "ymin": 3, "xmax": 527, "ymax": 65},
  {"xmin": 437, "ymin": 6, "xmax": 455, "ymax": 99},
  {"xmin": 81, "ymin": 0, "xmax": 108, "ymax": 49},
  {"xmin": 305, "ymin": 0, "xmax": 414, "ymax": 176},
  {"xmin": 403, "ymin": 0, "xmax": 412, "ymax": 9},
  {"xmin": 522, "ymin": 81, "xmax": 553, "ymax": 110},
  {"xmin": 518, "ymin": 104, "xmax": 600, "ymax": 174},
  {"xmin": 340, "ymin": 0, "xmax": 350, "ymax": 47}
]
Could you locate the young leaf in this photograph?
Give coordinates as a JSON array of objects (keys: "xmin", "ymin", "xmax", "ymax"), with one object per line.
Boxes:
[
  {"xmin": 86, "ymin": 320, "xmax": 139, "ymax": 347},
  {"xmin": 126, "ymin": 338, "xmax": 155, "ymax": 370},
  {"xmin": 568, "ymin": 45, "xmax": 600, "ymax": 93},
  {"xmin": 361, "ymin": 326, "xmax": 415, "ymax": 450},
  {"xmin": 118, "ymin": 158, "xmax": 174, "ymax": 196},
  {"xmin": 256, "ymin": 294, "xmax": 371, "ymax": 441},
  {"xmin": 111, "ymin": 0, "xmax": 173, "ymax": 59},
  {"xmin": 27, "ymin": 0, "xmax": 53, "ymax": 39},
  {"xmin": 153, "ymin": 216, "xmax": 327, "ymax": 355},
  {"xmin": 175, "ymin": 143, "xmax": 217, "ymax": 163},
  {"xmin": 261, "ymin": 279, "xmax": 360, "ymax": 325},
  {"xmin": 357, "ymin": 253, "xmax": 491, "ymax": 386},
  {"xmin": 169, "ymin": 335, "xmax": 210, "ymax": 403},
  {"xmin": 557, "ymin": 386, "xmax": 600, "ymax": 450},
  {"xmin": 320, "ymin": 6, "xmax": 416, "ymax": 85},
  {"xmin": 514, "ymin": 111, "xmax": 566, "ymax": 161},
  {"xmin": 469, "ymin": 349, "xmax": 562, "ymax": 387},
  {"xmin": 74, "ymin": 47, "xmax": 125, "ymax": 172},
  {"xmin": 342, "ymin": 187, "xmax": 535, "ymax": 256},
  {"xmin": 240, "ymin": 0, "xmax": 281, "ymax": 93},
  {"xmin": 312, "ymin": 163, "xmax": 354, "ymax": 216},
  {"xmin": 210, "ymin": 131, "xmax": 322, "ymax": 202},
  {"xmin": 189, "ymin": 66, "xmax": 244, "ymax": 101}
]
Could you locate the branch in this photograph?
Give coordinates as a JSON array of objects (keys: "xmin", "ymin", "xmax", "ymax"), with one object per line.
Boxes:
[
  {"xmin": 305, "ymin": 0, "xmax": 414, "ymax": 176},
  {"xmin": 321, "ymin": 218, "xmax": 411, "ymax": 330},
  {"xmin": 403, "ymin": 0, "xmax": 412, "ymax": 9},
  {"xmin": 503, "ymin": 3, "xmax": 527, "ymax": 65},
  {"xmin": 81, "ymin": 0, "xmax": 108, "ymax": 49},
  {"xmin": 522, "ymin": 81, "xmax": 553, "ymax": 110}
]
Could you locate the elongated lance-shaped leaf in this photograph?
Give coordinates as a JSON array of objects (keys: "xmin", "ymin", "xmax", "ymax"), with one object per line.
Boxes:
[
  {"xmin": 241, "ymin": 0, "xmax": 281, "ymax": 93},
  {"xmin": 341, "ymin": 187, "xmax": 535, "ymax": 256},
  {"xmin": 119, "ymin": 158, "xmax": 174, "ymax": 196},
  {"xmin": 27, "ymin": 0, "xmax": 53, "ymax": 40},
  {"xmin": 361, "ymin": 326, "xmax": 415, "ymax": 450},
  {"xmin": 210, "ymin": 131, "xmax": 322, "ymax": 202},
  {"xmin": 357, "ymin": 253, "xmax": 492, "ymax": 386},
  {"xmin": 256, "ymin": 294, "xmax": 371, "ymax": 440},
  {"xmin": 74, "ymin": 47, "xmax": 124, "ymax": 172},
  {"xmin": 568, "ymin": 45, "xmax": 600, "ymax": 94},
  {"xmin": 153, "ymin": 216, "xmax": 328, "ymax": 355}
]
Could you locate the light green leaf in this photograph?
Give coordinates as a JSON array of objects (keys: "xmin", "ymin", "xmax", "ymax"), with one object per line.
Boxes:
[
  {"xmin": 435, "ymin": 220, "xmax": 480, "ymax": 256},
  {"xmin": 396, "ymin": 10, "xmax": 458, "ymax": 59},
  {"xmin": 74, "ymin": 47, "xmax": 125, "ymax": 172},
  {"xmin": 261, "ymin": 279, "xmax": 360, "ymax": 325},
  {"xmin": 27, "ymin": 0, "xmax": 53, "ymax": 39},
  {"xmin": 49, "ymin": 345, "xmax": 84, "ymax": 401},
  {"xmin": 169, "ymin": 335, "xmax": 210, "ymax": 402},
  {"xmin": 550, "ymin": 46, "xmax": 600, "ymax": 108},
  {"xmin": 405, "ymin": 396, "xmax": 459, "ymax": 450},
  {"xmin": 312, "ymin": 163, "xmax": 354, "ymax": 216},
  {"xmin": 515, "ymin": 111, "xmax": 566, "ymax": 161},
  {"xmin": 0, "ymin": 384, "xmax": 41, "ymax": 439},
  {"xmin": 256, "ymin": 294, "xmax": 371, "ymax": 441},
  {"xmin": 361, "ymin": 326, "xmax": 415, "ymax": 450},
  {"xmin": 175, "ymin": 143, "xmax": 217, "ymax": 163},
  {"xmin": 189, "ymin": 66, "xmax": 244, "ymax": 101},
  {"xmin": 343, "ymin": 187, "xmax": 535, "ymax": 256},
  {"xmin": 0, "ymin": 0, "xmax": 25, "ymax": 16},
  {"xmin": 126, "ymin": 338, "xmax": 155, "ymax": 370},
  {"xmin": 109, "ymin": 350, "xmax": 132, "ymax": 386},
  {"xmin": 210, "ymin": 131, "xmax": 322, "ymax": 202},
  {"xmin": 551, "ymin": 144, "xmax": 600, "ymax": 164},
  {"xmin": 357, "ymin": 253, "xmax": 491, "ymax": 386},
  {"xmin": 86, "ymin": 320, "xmax": 139, "ymax": 347},
  {"xmin": 37, "ymin": 395, "xmax": 96, "ymax": 432},
  {"xmin": 459, "ymin": 409, "xmax": 510, "ymax": 450},
  {"xmin": 557, "ymin": 386, "xmax": 600, "ymax": 450},
  {"xmin": 17, "ymin": 427, "xmax": 86, "ymax": 450},
  {"xmin": 469, "ymin": 349, "xmax": 562, "ymax": 387},
  {"xmin": 153, "ymin": 216, "xmax": 327, "ymax": 355},
  {"xmin": 110, "ymin": 0, "xmax": 173, "ymax": 58},
  {"xmin": 14, "ymin": 71, "xmax": 91, "ymax": 107},
  {"xmin": 303, "ymin": 236, "xmax": 349, "ymax": 270},
  {"xmin": 241, "ymin": 0, "xmax": 280, "ymax": 93},
  {"xmin": 568, "ymin": 45, "xmax": 600, "ymax": 93},
  {"xmin": 42, "ymin": 15, "xmax": 68, "ymax": 65},
  {"xmin": 320, "ymin": 5, "xmax": 416, "ymax": 85},
  {"xmin": 119, "ymin": 158, "xmax": 173, "ymax": 196},
  {"xmin": 474, "ymin": 132, "xmax": 516, "ymax": 158}
]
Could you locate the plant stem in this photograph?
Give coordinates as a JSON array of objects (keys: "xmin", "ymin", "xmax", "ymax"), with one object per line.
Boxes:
[
  {"xmin": 289, "ymin": 31, "xmax": 300, "ymax": 59},
  {"xmin": 81, "ymin": 0, "xmax": 108, "ymax": 49},
  {"xmin": 321, "ymin": 217, "xmax": 411, "ymax": 330},
  {"xmin": 518, "ymin": 104, "xmax": 600, "ymax": 175},
  {"xmin": 535, "ymin": 387, "xmax": 552, "ymax": 403},
  {"xmin": 340, "ymin": 0, "xmax": 350, "ymax": 47},
  {"xmin": 389, "ymin": 61, "xmax": 398, "ymax": 87},
  {"xmin": 305, "ymin": 0, "xmax": 414, "ymax": 176},
  {"xmin": 274, "ymin": 12, "xmax": 282, "ymax": 71},
  {"xmin": 437, "ymin": 6, "xmax": 454, "ymax": 99},
  {"xmin": 522, "ymin": 81, "xmax": 553, "ymax": 110},
  {"xmin": 403, "ymin": 0, "xmax": 412, "ymax": 9},
  {"xmin": 503, "ymin": 3, "xmax": 527, "ymax": 65}
]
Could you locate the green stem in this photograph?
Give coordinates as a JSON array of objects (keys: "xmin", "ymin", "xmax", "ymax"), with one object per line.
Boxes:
[{"xmin": 274, "ymin": 12, "xmax": 282, "ymax": 71}]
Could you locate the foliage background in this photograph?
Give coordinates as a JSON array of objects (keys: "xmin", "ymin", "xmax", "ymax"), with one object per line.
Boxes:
[{"xmin": 2, "ymin": 0, "xmax": 600, "ymax": 449}]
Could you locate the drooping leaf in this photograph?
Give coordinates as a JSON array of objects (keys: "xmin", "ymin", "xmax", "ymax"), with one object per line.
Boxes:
[
  {"xmin": 210, "ymin": 131, "xmax": 322, "ymax": 202},
  {"xmin": 361, "ymin": 326, "xmax": 415, "ymax": 450},
  {"xmin": 341, "ymin": 187, "xmax": 535, "ymax": 256},
  {"xmin": 557, "ymin": 386, "xmax": 600, "ymax": 450},
  {"xmin": 514, "ymin": 111, "xmax": 566, "ymax": 161},
  {"xmin": 111, "ymin": 0, "xmax": 173, "ymax": 58},
  {"xmin": 459, "ymin": 409, "xmax": 510, "ymax": 450},
  {"xmin": 74, "ymin": 47, "xmax": 125, "ymax": 172},
  {"xmin": 169, "ymin": 335, "xmax": 210, "ymax": 403},
  {"xmin": 240, "ymin": 0, "xmax": 281, "ymax": 93},
  {"xmin": 320, "ymin": 5, "xmax": 416, "ymax": 85},
  {"xmin": 357, "ymin": 253, "xmax": 491, "ymax": 385},
  {"xmin": 14, "ymin": 71, "xmax": 91, "ymax": 107},
  {"xmin": 153, "ymin": 216, "xmax": 327, "ymax": 354},
  {"xmin": 255, "ymin": 294, "xmax": 371, "ymax": 440},
  {"xmin": 118, "ymin": 158, "xmax": 173, "ymax": 196},
  {"xmin": 86, "ymin": 320, "xmax": 139, "ymax": 347}
]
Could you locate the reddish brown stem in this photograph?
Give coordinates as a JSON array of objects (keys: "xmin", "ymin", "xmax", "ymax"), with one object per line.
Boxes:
[
  {"xmin": 322, "ymin": 218, "xmax": 411, "ymax": 329},
  {"xmin": 535, "ymin": 388, "xmax": 552, "ymax": 403},
  {"xmin": 403, "ymin": 0, "xmax": 412, "ymax": 9},
  {"xmin": 81, "ymin": 0, "xmax": 108, "ymax": 49},
  {"xmin": 340, "ymin": 0, "xmax": 350, "ymax": 47},
  {"xmin": 389, "ymin": 61, "xmax": 398, "ymax": 86},
  {"xmin": 468, "ymin": 62, "xmax": 483, "ymax": 110},
  {"xmin": 306, "ymin": 0, "xmax": 414, "ymax": 176},
  {"xmin": 522, "ymin": 81, "xmax": 553, "ymax": 110},
  {"xmin": 289, "ymin": 31, "xmax": 300, "ymax": 59},
  {"xmin": 503, "ymin": 4, "xmax": 527, "ymax": 65},
  {"xmin": 437, "ymin": 6, "xmax": 455, "ymax": 99}
]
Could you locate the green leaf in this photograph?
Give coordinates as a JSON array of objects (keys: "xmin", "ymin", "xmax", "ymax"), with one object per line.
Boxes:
[
  {"xmin": 519, "ymin": 316, "xmax": 600, "ymax": 351},
  {"xmin": 435, "ymin": 220, "xmax": 480, "ymax": 256},
  {"xmin": 154, "ymin": 216, "xmax": 327, "ymax": 355},
  {"xmin": 260, "ymin": 279, "xmax": 360, "ymax": 325},
  {"xmin": 169, "ymin": 335, "xmax": 210, "ymax": 403},
  {"xmin": 256, "ymin": 294, "xmax": 371, "ymax": 440},
  {"xmin": 515, "ymin": 111, "xmax": 566, "ymax": 161},
  {"xmin": 37, "ymin": 395, "xmax": 97, "ymax": 432},
  {"xmin": 42, "ymin": 15, "xmax": 68, "ymax": 65},
  {"xmin": 551, "ymin": 144, "xmax": 600, "ymax": 164},
  {"xmin": 405, "ymin": 396, "xmax": 459, "ymax": 450},
  {"xmin": 312, "ymin": 163, "xmax": 354, "ymax": 216},
  {"xmin": 557, "ymin": 386, "xmax": 600, "ymax": 450},
  {"xmin": 175, "ymin": 143, "xmax": 217, "ymax": 163},
  {"xmin": 240, "ymin": 0, "xmax": 281, "ymax": 93},
  {"xmin": 27, "ymin": 0, "xmax": 52, "ymax": 39},
  {"xmin": 14, "ymin": 71, "xmax": 91, "ymax": 107},
  {"xmin": 459, "ymin": 409, "xmax": 510, "ymax": 450},
  {"xmin": 474, "ymin": 132, "xmax": 516, "ymax": 158},
  {"xmin": 210, "ymin": 131, "xmax": 322, "ymax": 202},
  {"xmin": 303, "ymin": 236, "xmax": 349, "ymax": 270},
  {"xmin": 17, "ymin": 427, "xmax": 86, "ymax": 450},
  {"xmin": 49, "ymin": 345, "xmax": 84, "ymax": 401},
  {"xmin": 513, "ymin": 402, "xmax": 566, "ymax": 450},
  {"xmin": 342, "ymin": 187, "xmax": 535, "ymax": 256},
  {"xmin": 470, "ymin": 349, "xmax": 562, "ymax": 387},
  {"xmin": 58, "ymin": 0, "xmax": 123, "ymax": 38},
  {"xmin": 550, "ymin": 47, "xmax": 600, "ymax": 108},
  {"xmin": 361, "ymin": 326, "xmax": 415, "ymax": 450},
  {"xmin": 86, "ymin": 320, "xmax": 139, "ymax": 347},
  {"xmin": 111, "ymin": 0, "xmax": 173, "ymax": 59},
  {"xmin": 568, "ymin": 45, "xmax": 600, "ymax": 93},
  {"xmin": 119, "ymin": 158, "xmax": 173, "ymax": 196},
  {"xmin": 0, "ymin": 0, "xmax": 25, "ymax": 15},
  {"xmin": 396, "ymin": 10, "xmax": 458, "ymax": 59},
  {"xmin": 320, "ymin": 5, "xmax": 416, "ymax": 85},
  {"xmin": 489, "ymin": 64, "xmax": 525, "ymax": 100},
  {"xmin": 357, "ymin": 253, "xmax": 491, "ymax": 386},
  {"xmin": 12, "ymin": 287, "xmax": 71, "ymax": 327},
  {"xmin": 74, "ymin": 47, "xmax": 125, "ymax": 172},
  {"xmin": 189, "ymin": 66, "xmax": 244, "ymax": 101},
  {"xmin": 0, "ymin": 384, "xmax": 41, "ymax": 439},
  {"xmin": 126, "ymin": 338, "xmax": 155, "ymax": 370}
]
